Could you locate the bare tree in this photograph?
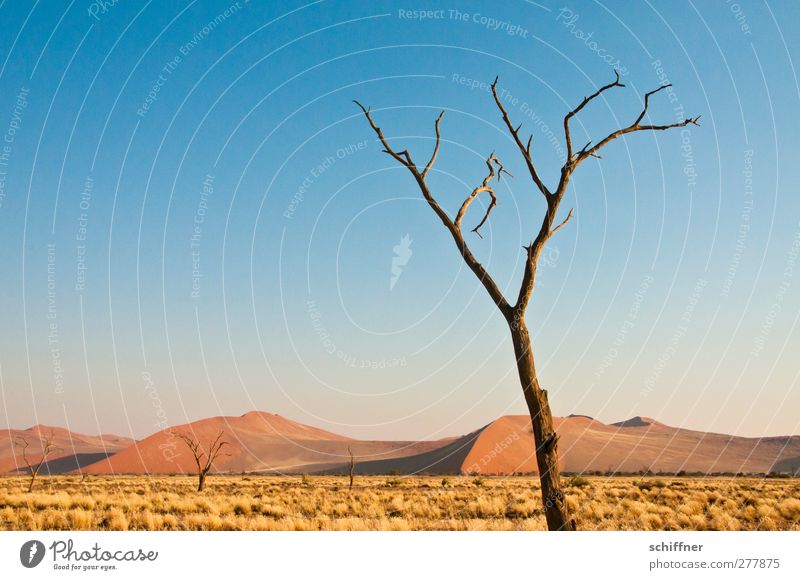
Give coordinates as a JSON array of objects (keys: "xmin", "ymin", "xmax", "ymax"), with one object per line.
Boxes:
[
  {"xmin": 173, "ymin": 430, "xmax": 229, "ymax": 492},
  {"xmin": 15, "ymin": 431, "xmax": 61, "ymax": 492},
  {"xmin": 355, "ymin": 71, "xmax": 699, "ymax": 530},
  {"xmin": 347, "ymin": 446, "xmax": 355, "ymax": 490}
]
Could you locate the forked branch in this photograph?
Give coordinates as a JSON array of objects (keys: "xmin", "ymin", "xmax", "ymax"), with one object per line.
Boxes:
[
  {"xmin": 15, "ymin": 431, "xmax": 61, "ymax": 492},
  {"xmin": 490, "ymin": 71, "xmax": 697, "ymax": 313},
  {"xmin": 353, "ymin": 100, "xmax": 416, "ymax": 169},
  {"xmin": 550, "ymin": 207, "xmax": 574, "ymax": 237},
  {"xmin": 491, "ymin": 77, "xmax": 550, "ymax": 198},
  {"xmin": 354, "ymin": 103, "xmax": 512, "ymax": 315},
  {"xmin": 455, "ymin": 154, "xmax": 509, "ymax": 238},
  {"xmin": 563, "ymin": 70, "xmax": 625, "ymax": 161},
  {"xmin": 634, "ymin": 83, "xmax": 672, "ymax": 125},
  {"xmin": 565, "ymin": 77, "xmax": 701, "ymax": 169}
]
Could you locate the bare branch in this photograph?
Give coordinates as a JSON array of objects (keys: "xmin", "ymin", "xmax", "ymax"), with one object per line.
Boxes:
[
  {"xmin": 577, "ymin": 116, "xmax": 701, "ymax": 164},
  {"xmin": 470, "ymin": 195, "xmax": 497, "ymax": 239},
  {"xmin": 517, "ymin": 73, "xmax": 696, "ymax": 312},
  {"xmin": 203, "ymin": 430, "xmax": 230, "ymax": 472},
  {"xmin": 422, "ymin": 111, "xmax": 445, "ymax": 178},
  {"xmin": 455, "ymin": 154, "xmax": 506, "ymax": 238},
  {"xmin": 564, "ymin": 70, "xmax": 625, "ymax": 161},
  {"xmin": 15, "ymin": 431, "xmax": 61, "ymax": 492},
  {"xmin": 173, "ymin": 431, "xmax": 204, "ymax": 471},
  {"xmin": 571, "ymin": 82, "xmax": 701, "ymax": 166},
  {"xmin": 550, "ymin": 207, "xmax": 574, "ymax": 237},
  {"xmin": 491, "ymin": 77, "xmax": 550, "ymax": 198},
  {"xmin": 635, "ymin": 83, "xmax": 671, "ymax": 125},
  {"xmin": 353, "ymin": 100, "xmax": 416, "ymax": 169},
  {"xmin": 572, "ymin": 140, "xmax": 600, "ymax": 161},
  {"xmin": 14, "ymin": 436, "xmax": 32, "ymax": 474},
  {"xmin": 354, "ymin": 102, "xmax": 512, "ymax": 315}
]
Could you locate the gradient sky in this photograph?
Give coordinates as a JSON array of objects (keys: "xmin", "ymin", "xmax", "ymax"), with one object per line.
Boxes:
[{"xmin": 0, "ymin": 0, "xmax": 798, "ymax": 441}]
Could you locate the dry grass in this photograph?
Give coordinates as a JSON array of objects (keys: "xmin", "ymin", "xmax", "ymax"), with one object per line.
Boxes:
[{"xmin": 0, "ymin": 475, "xmax": 797, "ymax": 531}]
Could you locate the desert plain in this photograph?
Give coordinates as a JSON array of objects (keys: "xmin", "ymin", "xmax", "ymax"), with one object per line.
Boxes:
[{"xmin": 1, "ymin": 474, "xmax": 798, "ymax": 531}]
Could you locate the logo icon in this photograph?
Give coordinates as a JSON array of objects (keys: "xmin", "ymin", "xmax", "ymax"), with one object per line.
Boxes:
[
  {"xmin": 20, "ymin": 540, "xmax": 46, "ymax": 568},
  {"xmin": 390, "ymin": 234, "xmax": 413, "ymax": 290}
]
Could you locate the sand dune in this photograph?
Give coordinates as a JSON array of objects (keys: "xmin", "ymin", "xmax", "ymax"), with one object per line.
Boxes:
[
  {"xmin": 83, "ymin": 411, "xmax": 450, "ymax": 475},
  {"xmin": 319, "ymin": 415, "xmax": 800, "ymax": 475},
  {"xmin": 0, "ymin": 425, "xmax": 133, "ymax": 474},
  {"xmin": 432, "ymin": 415, "xmax": 800, "ymax": 475},
  {"xmin": 6, "ymin": 412, "xmax": 799, "ymax": 476}
]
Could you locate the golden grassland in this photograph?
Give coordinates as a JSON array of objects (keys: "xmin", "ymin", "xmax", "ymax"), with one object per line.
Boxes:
[{"xmin": 0, "ymin": 475, "xmax": 798, "ymax": 531}]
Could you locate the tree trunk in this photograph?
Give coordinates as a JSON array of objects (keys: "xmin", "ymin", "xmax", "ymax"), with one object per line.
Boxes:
[
  {"xmin": 28, "ymin": 471, "xmax": 36, "ymax": 493},
  {"xmin": 198, "ymin": 471, "xmax": 206, "ymax": 492},
  {"xmin": 348, "ymin": 448, "xmax": 355, "ymax": 491},
  {"xmin": 509, "ymin": 318, "xmax": 576, "ymax": 531}
]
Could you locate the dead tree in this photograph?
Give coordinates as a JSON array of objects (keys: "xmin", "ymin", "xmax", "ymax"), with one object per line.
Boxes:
[
  {"xmin": 15, "ymin": 431, "xmax": 61, "ymax": 492},
  {"xmin": 355, "ymin": 71, "xmax": 699, "ymax": 530},
  {"xmin": 173, "ymin": 430, "xmax": 229, "ymax": 492},
  {"xmin": 348, "ymin": 446, "xmax": 355, "ymax": 490}
]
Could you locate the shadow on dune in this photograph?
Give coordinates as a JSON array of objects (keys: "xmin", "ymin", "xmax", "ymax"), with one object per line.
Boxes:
[
  {"xmin": 317, "ymin": 427, "xmax": 487, "ymax": 475},
  {"xmin": 13, "ymin": 452, "xmax": 118, "ymax": 475},
  {"xmin": 771, "ymin": 456, "xmax": 800, "ymax": 475}
]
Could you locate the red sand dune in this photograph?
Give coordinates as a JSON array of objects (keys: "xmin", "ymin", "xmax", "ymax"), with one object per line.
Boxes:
[
  {"xmin": 337, "ymin": 415, "xmax": 800, "ymax": 475},
  {"xmin": 0, "ymin": 425, "xmax": 133, "ymax": 474},
  {"xmin": 84, "ymin": 411, "xmax": 450, "ymax": 475},
  {"xmin": 6, "ymin": 412, "xmax": 799, "ymax": 476},
  {"xmin": 451, "ymin": 415, "xmax": 800, "ymax": 475}
]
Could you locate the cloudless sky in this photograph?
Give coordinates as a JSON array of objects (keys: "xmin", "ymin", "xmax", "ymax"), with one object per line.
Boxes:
[{"xmin": 0, "ymin": 0, "xmax": 798, "ymax": 441}]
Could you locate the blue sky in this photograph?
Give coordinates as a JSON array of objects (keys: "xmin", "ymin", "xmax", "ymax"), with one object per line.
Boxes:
[{"xmin": 0, "ymin": 0, "xmax": 798, "ymax": 440}]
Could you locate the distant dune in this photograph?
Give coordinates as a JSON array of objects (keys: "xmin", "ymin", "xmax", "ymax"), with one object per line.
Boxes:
[
  {"xmin": 426, "ymin": 415, "xmax": 800, "ymax": 475},
  {"xmin": 0, "ymin": 425, "xmax": 133, "ymax": 474},
  {"xmin": 83, "ymin": 411, "xmax": 450, "ymax": 475},
  {"xmin": 5, "ymin": 412, "xmax": 799, "ymax": 476},
  {"xmin": 316, "ymin": 415, "xmax": 800, "ymax": 475}
]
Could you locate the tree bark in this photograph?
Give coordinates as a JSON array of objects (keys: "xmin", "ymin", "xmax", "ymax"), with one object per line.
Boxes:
[
  {"xmin": 509, "ymin": 317, "xmax": 576, "ymax": 531},
  {"xmin": 348, "ymin": 446, "xmax": 355, "ymax": 491},
  {"xmin": 198, "ymin": 471, "xmax": 206, "ymax": 492}
]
